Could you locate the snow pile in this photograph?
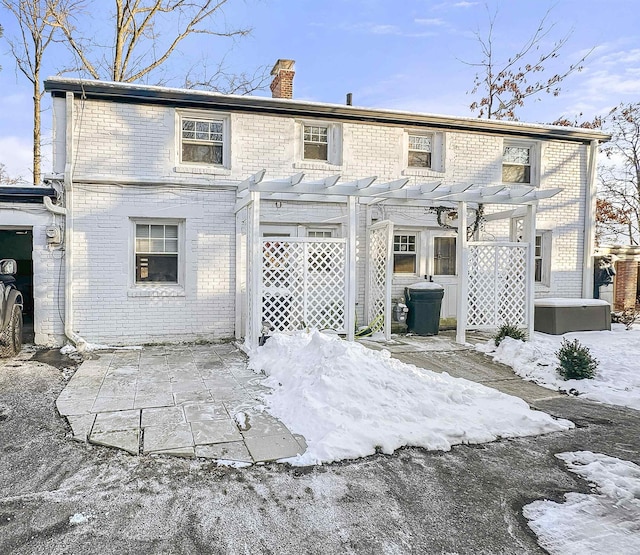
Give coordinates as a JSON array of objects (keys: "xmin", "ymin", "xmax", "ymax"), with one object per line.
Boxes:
[
  {"xmin": 479, "ymin": 326, "xmax": 640, "ymax": 410},
  {"xmin": 524, "ymin": 451, "xmax": 640, "ymax": 555},
  {"xmin": 69, "ymin": 512, "xmax": 90, "ymax": 525},
  {"xmin": 249, "ymin": 331, "xmax": 572, "ymax": 465}
]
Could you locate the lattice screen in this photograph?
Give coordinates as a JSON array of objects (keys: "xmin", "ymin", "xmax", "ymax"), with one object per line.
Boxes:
[
  {"xmin": 466, "ymin": 242, "xmax": 528, "ymax": 328},
  {"xmin": 261, "ymin": 238, "xmax": 347, "ymax": 333},
  {"xmin": 367, "ymin": 221, "xmax": 393, "ymax": 335}
]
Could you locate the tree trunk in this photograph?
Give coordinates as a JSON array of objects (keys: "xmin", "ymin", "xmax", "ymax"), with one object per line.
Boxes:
[{"xmin": 33, "ymin": 67, "xmax": 41, "ymax": 185}]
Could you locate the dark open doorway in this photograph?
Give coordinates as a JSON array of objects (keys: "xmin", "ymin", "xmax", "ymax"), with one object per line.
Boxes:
[{"xmin": 0, "ymin": 229, "xmax": 34, "ymax": 343}]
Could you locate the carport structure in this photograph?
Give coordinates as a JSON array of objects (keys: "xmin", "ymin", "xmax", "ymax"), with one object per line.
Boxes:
[{"xmin": 234, "ymin": 170, "xmax": 561, "ymax": 349}]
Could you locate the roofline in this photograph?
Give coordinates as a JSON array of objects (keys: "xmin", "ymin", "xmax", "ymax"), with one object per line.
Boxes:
[
  {"xmin": 0, "ymin": 186, "xmax": 57, "ymax": 204},
  {"xmin": 44, "ymin": 78, "xmax": 611, "ymax": 144}
]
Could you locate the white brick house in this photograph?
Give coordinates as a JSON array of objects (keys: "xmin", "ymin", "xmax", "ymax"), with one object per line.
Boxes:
[{"xmin": 3, "ymin": 61, "xmax": 607, "ymax": 347}]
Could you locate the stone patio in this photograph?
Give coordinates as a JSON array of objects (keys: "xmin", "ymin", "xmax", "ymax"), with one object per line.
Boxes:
[{"xmin": 56, "ymin": 343, "xmax": 307, "ymax": 464}]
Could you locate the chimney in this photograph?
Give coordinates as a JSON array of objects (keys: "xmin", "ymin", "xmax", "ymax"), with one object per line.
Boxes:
[{"xmin": 270, "ymin": 59, "xmax": 295, "ymax": 99}]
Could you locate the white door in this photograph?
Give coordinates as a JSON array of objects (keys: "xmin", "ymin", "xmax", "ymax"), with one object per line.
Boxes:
[{"xmin": 427, "ymin": 230, "xmax": 458, "ymax": 320}]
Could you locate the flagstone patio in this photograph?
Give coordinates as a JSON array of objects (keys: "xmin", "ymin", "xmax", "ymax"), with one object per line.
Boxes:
[{"xmin": 56, "ymin": 343, "xmax": 307, "ymax": 464}]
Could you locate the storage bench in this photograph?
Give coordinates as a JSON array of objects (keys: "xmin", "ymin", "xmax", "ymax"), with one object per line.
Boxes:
[{"xmin": 534, "ymin": 298, "xmax": 611, "ymax": 335}]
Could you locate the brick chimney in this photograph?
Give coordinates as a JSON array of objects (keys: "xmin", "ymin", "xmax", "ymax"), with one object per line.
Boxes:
[{"xmin": 270, "ymin": 59, "xmax": 295, "ymax": 99}]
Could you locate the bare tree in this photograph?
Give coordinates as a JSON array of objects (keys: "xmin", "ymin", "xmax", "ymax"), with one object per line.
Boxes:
[
  {"xmin": 51, "ymin": 0, "xmax": 252, "ymax": 84},
  {"xmin": 183, "ymin": 56, "xmax": 270, "ymax": 94},
  {"xmin": 2, "ymin": 0, "xmax": 71, "ymax": 185},
  {"xmin": 597, "ymin": 103, "xmax": 640, "ymax": 245},
  {"xmin": 465, "ymin": 7, "xmax": 591, "ymax": 120},
  {"xmin": 0, "ymin": 163, "xmax": 23, "ymax": 185}
]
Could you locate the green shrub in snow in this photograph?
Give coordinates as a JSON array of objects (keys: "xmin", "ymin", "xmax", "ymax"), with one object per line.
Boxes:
[
  {"xmin": 556, "ymin": 339, "xmax": 598, "ymax": 380},
  {"xmin": 494, "ymin": 323, "xmax": 527, "ymax": 346}
]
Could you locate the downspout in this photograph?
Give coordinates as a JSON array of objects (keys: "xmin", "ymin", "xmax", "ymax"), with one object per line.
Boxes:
[
  {"xmin": 582, "ymin": 139, "xmax": 599, "ymax": 298},
  {"xmin": 44, "ymin": 92, "xmax": 87, "ymax": 350}
]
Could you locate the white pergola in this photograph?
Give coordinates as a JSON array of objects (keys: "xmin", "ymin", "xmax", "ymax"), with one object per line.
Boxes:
[{"xmin": 234, "ymin": 170, "xmax": 561, "ymax": 349}]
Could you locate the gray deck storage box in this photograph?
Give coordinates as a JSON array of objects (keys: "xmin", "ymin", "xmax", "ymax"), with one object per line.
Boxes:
[{"xmin": 534, "ymin": 298, "xmax": 611, "ymax": 334}]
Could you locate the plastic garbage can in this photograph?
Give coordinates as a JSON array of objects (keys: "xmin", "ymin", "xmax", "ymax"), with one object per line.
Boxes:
[{"xmin": 405, "ymin": 282, "xmax": 444, "ymax": 336}]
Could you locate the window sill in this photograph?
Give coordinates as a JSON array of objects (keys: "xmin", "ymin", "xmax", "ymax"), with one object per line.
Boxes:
[
  {"xmin": 402, "ymin": 167, "xmax": 443, "ymax": 177},
  {"xmin": 293, "ymin": 161, "xmax": 342, "ymax": 171},
  {"xmin": 174, "ymin": 165, "xmax": 231, "ymax": 176},
  {"xmin": 128, "ymin": 285, "xmax": 186, "ymax": 298}
]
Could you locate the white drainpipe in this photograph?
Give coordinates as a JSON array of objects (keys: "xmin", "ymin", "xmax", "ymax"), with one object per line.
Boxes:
[
  {"xmin": 44, "ymin": 92, "xmax": 87, "ymax": 350},
  {"xmin": 582, "ymin": 139, "xmax": 599, "ymax": 298}
]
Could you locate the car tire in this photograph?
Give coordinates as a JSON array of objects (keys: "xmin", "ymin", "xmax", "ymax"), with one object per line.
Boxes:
[{"xmin": 0, "ymin": 305, "xmax": 22, "ymax": 358}]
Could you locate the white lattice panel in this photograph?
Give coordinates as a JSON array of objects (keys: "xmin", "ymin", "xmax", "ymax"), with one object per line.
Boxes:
[
  {"xmin": 261, "ymin": 238, "xmax": 347, "ymax": 333},
  {"xmin": 367, "ymin": 222, "xmax": 392, "ymax": 333},
  {"xmin": 466, "ymin": 243, "xmax": 528, "ymax": 329}
]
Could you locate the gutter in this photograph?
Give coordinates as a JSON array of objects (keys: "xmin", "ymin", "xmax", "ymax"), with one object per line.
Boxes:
[
  {"xmin": 582, "ymin": 139, "xmax": 600, "ymax": 298},
  {"xmin": 44, "ymin": 78, "xmax": 611, "ymax": 145}
]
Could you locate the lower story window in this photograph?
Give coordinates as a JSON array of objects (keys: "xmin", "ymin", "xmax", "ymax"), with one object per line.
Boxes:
[
  {"xmin": 535, "ymin": 234, "xmax": 543, "ymax": 282},
  {"xmin": 135, "ymin": 223, "xmax": 179, "ymax": 283},
  {"xmin": 393, "ymin": 233, "xmax": 417, "ymax": 273}
]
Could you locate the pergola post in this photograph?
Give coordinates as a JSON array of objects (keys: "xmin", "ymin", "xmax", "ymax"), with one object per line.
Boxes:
[
  {"xmin": 456, "ymin": 201, "xmax": 468, "ymax": 344},
  {"xmin": 249, "ymin": 191, "xmax": 262, "ymax": 348},
  {"xmin": 346, "ymin": 196, "xmax": 357, "ymax": 341},
  {"xmin": 523, "ymin": 202, "xmax": 537, "ymax": 339}
]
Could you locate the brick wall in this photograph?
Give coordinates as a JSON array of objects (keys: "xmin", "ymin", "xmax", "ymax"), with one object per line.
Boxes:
[
  {"xmin": 614, "ymin": 260, "xmax": 639, "ymax": 310},
  {"xmin": 49, "ymin": 98, "xmax": 592, "ymax": 344}
]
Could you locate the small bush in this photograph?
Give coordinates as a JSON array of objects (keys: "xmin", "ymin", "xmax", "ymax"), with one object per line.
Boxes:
[
  {"xmin": 556, "ymin": 339, "xmax": 598, "ymax": 380},
  {"xmin": 494, "ymin": 323, "xmax": 527, "ymax": 346}
]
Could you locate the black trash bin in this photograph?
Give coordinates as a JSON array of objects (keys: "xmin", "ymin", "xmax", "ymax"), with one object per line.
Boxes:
[{"xmin": 405, "ymin": 283, "xmax": 444, "ymax": 335}]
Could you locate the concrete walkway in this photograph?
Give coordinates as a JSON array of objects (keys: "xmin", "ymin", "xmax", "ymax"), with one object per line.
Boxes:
[
  {"xmin": 57, "ymin": 331, "xmax": 562, "ymax": 465},
  {"xmin": 56, "ymin": 343, "xmax": 306, "ymax": 463}
]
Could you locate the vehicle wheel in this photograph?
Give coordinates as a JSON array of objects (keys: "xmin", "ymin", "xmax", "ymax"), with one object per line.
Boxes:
[{"xmin": 0, "ymin": 305, "xmax": 22, "ymax": 358}]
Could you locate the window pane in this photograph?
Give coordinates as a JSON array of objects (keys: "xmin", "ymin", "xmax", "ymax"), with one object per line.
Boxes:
[
  {"xmin": 182, "ymin": 120, "xmax": 195, "ymax": 132},
  {"xmin": 504, "ymin": 146, "xmax": 530, "ymax": 164},
  {"xmin": 409, "ymin": 135, "xmax": 432, "ymax": 151},
  {"xmin": 136, "ymin": 225, "xmax": 149, "ymax": 238},
  {"xmin": 135, "ymin": 238, "xmax": 150, "ymax": 252},
  {"xmin": 150, "ymin": 225, "xmax": 164, "ymax": 238},
  {"xmin": 182, "ymin": 143, "xmax": 223, "ymax": 164},
  {"xmin": 150, "ymin": 239, "xmax": 164, "ymax": 252},
  {"xmin": 408, "ymin": 150, "xmax": 432, "ymax": 168},
  {"xmin": 535, "ymin": 259, "xmax": 542, "ymax": 282},
  {"xmin": 165, "ymin": 225, "xmax": 178, "ymax": 239},
  {"xmin": 434, "ymin": 237, "xmax": 456, "ymax": 275},
  {"xmin": 502, "ymin": 164, "xmax": 531, "ymax": 183},
  {"xmin": 165, "ymin": 239, "xmax": 179, "ymax": 253},
  {"xmin": 394, "ymin": 254, "xmax": 416, "ymax": 274},
  {"xmin": 304, "ymin": 142, "xmax": 328, "ymax": 160},
  {"xmin": 136, "ymin": 254, "xmax": 178, "ymax": 283}
]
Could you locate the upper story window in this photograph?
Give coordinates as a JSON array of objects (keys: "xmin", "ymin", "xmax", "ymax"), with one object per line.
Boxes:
[
  {"xmin": 393, "ymin": 233, "xmax": 417, "ymax": 274},
  {"xmin": 502, "ymin": 140, "xmax": 540, "ymax": 185},
  {"xmin": 408, "ymin": 134, "xmax": 433, "ymax": 168},
  {"xmin": 303, "ymin": 125, "xmax": 329, "ymax": 161},
  {"xmin": 403, "ymin": 131, "xmax": 445, "ymax": 175},
  {"xmin": 295, "ymin": 121, "xmax": 342, "ymax": 168},
  {"xmin": 181, "ymin": 118, "xmax": 224, "ymax": 165}
]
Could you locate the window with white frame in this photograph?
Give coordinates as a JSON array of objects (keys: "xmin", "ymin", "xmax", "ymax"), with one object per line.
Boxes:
[
  {"xmin": 134, "ymin": 222, "xmax": 180, "ymax": 284},
  {"xmin": 502, "ymin": 141, "xmax": 538, "ymax": 184},
  {"xmin": 393, "ymin": 233, "xmax": 417, "ymax": 274},
  {"xmin": 307, "ymin": 229, "xmax": 334, "ymax": 238},
  {"xmin": 179, "ymin": 113, "xmax": 227, "ymax": 166},
  {"xmin": 511, "ymin": 219, "xmax": 550, "ymax": 286},
  {"xmin": 408, "ymin": 134, "xmax": 433, "ymax": 168},
  {"xmin": 404, "ymin": 131, "xmax": 444, "ymax": 173},
  {"xmin": 296, "ymin": 121, "xmax": 342, "ymax": 166},
  {"xmin": 303, "ymin": 125, "xmax": 329, "ymax": 160}
]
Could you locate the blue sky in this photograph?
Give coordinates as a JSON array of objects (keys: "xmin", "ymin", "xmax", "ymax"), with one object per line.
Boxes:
[{"xmin": 1, "ymin": 0, "xmax": 638, "ymax": 182}]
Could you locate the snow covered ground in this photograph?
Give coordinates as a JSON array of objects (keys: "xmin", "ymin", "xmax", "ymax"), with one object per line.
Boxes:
[
  {"xmin": 524, "ymin": 451, "xmax": 640, "ymax": 555},
  {"xmin": 248, "ymin": 330, "xmax": 572, "ymax": 465},
  {"xmin": 479, "ymin": 325, "xmax": 640, "ymax": 410}
]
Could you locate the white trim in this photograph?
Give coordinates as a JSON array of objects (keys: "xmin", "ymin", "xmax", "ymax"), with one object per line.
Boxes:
[
  {"xmin": 130, "ymin": 218, "xmax": 185, "ymax": 291},
  {"xmin": 294, "ymin": 119, "xmax": 343, "ymax": 168},
  {"xmin": 175, "ymin": 109, "xmax": 231, "ymax": 171},
  {"xmin": 502, "ymin": 138, "xmax": 540, "ymax": 186}
]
